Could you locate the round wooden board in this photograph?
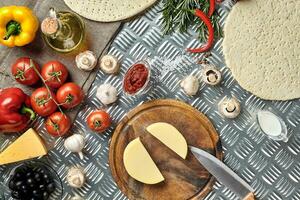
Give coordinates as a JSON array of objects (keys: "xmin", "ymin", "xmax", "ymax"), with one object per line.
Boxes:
[{"xmin": 109, "ymin": 99, "xmax": 222, "ymax": 200}]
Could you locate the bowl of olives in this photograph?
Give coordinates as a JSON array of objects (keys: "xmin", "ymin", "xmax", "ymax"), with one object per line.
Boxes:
[{"xmin": 2, "ymin": 160, "xmax": 63, "ymax": 200}]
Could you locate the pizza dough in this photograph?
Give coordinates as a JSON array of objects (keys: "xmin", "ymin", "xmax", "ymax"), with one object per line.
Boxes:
[
  {"xmin": 223, "ymin": 0, "xmax": 300, "ymax": 100},
  {"xmin": 63, "ymin": 0, "xmax": 157, "ymax": 22}
]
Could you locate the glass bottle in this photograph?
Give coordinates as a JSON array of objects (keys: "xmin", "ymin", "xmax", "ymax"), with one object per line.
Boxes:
[{"xmin": 41, "ymin": 8, "xmax": 85, "ymax": 53}]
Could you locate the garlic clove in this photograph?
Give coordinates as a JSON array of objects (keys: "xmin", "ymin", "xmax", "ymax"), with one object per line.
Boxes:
[
  {"xmin": 202, "ymin": 65, "xmax": 222, "ymax": 86},
  {"xmin": 96, "ymin": 83, "xmax": 118, "ymax": 105},
  {"xmin": 64, "ymin": 134, "xmax": 85, "ymax": 159},
  {"xmin": 100, "ymin": 55, "xmax": 120, "ymax": 74},
  {"xmin": 180, "ymin": 75, "xmax": 199, "ymax": 96},
  {"xmin": 218, "ymin": 97, "xmax": 241, "ymax": 119},
  {"xmin": 76, "ymin": 50, "xmax": 97, "ymax": 71}
]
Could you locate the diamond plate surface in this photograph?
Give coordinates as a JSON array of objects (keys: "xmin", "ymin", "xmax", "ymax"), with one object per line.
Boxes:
[{"xmin": 1, "ymin": 0, "xmax": 300, "ymax": 200}]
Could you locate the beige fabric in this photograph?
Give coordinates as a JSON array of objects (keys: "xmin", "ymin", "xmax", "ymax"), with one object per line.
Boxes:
[
  {"xmin": 223, "ymin": 0, "xmax": 300, "ymax": 100},
  {"xmin": 64, "ymin": 0, "xmax": 157, "ymax": 22}
]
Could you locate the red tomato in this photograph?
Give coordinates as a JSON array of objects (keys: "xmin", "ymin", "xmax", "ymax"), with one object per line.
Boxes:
[
  {"xmin": 56, "ymin": 82, "xmax": 84, "ymax": 109},
  {"xmin": 30, "ymin": 87, "xmax": 57, "ymax": 117},
  {"xmin": 41, "ymin": 61, "xmax": 68, "ymax": 89},
  {"xmin": 87, "ymin": 110, "xmax": 111, "ymax": 132},
  {"xmin": 11, "ymin": 57, "xmax": 40, "ymax": 85},
  {"xmin": 45, "ymin": 112, "xmax": 71, "ymax": 137}
]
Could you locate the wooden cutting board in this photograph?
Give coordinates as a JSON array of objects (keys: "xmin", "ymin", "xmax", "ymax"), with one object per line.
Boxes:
[
  {"xmin": 0, "ymin": 0, "xmax": 122, "ymax": 121},
  {"xmin": 109, "ymin": 99, "xmax": 223, "ymax": 200}
]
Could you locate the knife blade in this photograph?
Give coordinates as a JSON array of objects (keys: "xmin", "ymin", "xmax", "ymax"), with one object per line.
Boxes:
[{"xmin": 190, "ymin": 146, "xmax": 255, "ymax": 200}]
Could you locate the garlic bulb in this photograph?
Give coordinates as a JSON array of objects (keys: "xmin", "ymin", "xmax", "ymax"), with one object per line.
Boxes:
[
  {"xmin": 100, "ymin": 55, "xmax": 119, "ymax": 74},
  {"xmin": 202, "ymin": 65, "xmax": 222, "ymax": 86},
  {"xmin": 180, "ymin": 75, "xmax": 199, "ymax": 96},
  {"xmin": 76, "ymin": 50, "xmax": 97, "ymax": 71},
  {"xmin": 96, "ymin": 83, "xmax": 118, "ymax": 105},
  {"xmin": 218, "ymin": 97, "xmax": 241, "ymax": 119},
  {"xmin": 64, "ymin": 134, "xmax": 85, "ymax": 159},
  {"xmin": 67, "ymin": 167, "xmax": 86, "ymax": 188}
]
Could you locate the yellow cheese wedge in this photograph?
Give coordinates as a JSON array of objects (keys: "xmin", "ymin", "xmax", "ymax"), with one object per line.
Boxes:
[
  {"xmin": 0, "ymin": 128, "xmax": 48, "ymax": 165},
  {"xmin": 123, "ymin": 138, "xmax": 164, "ymax": 184},
  {"xmin": 146, "ymin": 122, "xmax": 188, "ymax": 159}
]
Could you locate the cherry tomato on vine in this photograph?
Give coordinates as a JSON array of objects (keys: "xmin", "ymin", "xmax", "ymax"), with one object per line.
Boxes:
[
  {"xmin": 11, "ymin": 57, "xmax": 40, "ymax": 85},
  {"xmin": 30, "ymin": 87, "xmax": 57, "ymax": 117},
  {"xmin": 87, "ymin": 110, "xmax": 111, "ymax": 132},
  {"xmin": 56, "ymin": 82, "xmax": 84, "ymax": 109},
  {"xmin": 41, "ymin": 61, "xmax": 68, "ymax": 89},
  {"xmin": 45, "ymin": 112, "xmax": 71, "ymax": 137}
]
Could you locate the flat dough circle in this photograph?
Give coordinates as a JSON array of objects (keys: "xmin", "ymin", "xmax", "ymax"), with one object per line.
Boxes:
[
  {"xmin": 223, "ymin": 0, "xmax": 300, "ymax": 100},
  {"xmin": 63, "ymin": 0, "xmax": 157, "ymax": 22}
]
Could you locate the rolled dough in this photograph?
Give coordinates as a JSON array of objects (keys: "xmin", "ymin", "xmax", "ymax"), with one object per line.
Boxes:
[
  {"xmin": 223, "ymin": 0, "xmax": 300, "ymax": 100},
  {"xmin": 63, "ymin": 0, "xmax": 157, "ymax": 22}
]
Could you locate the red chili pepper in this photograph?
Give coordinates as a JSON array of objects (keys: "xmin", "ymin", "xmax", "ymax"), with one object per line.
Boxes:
[
  {"xmin": 0, "ymin": 87, "xmax": 35, "ymax": 133},
  {"xmin": 187, "ymin": 9, "xmax": 214, "ymax": 53},
  {"xmin": 208, "ymin": 0, "xmax": 216, "ymax": 17}
]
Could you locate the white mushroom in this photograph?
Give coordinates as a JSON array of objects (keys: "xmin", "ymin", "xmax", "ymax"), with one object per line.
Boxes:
[
  {"xmin": 96, "ymin": 83, "xmax": 118, "ymax": 105},
  {"xmin": 64, "ymin": 134, "xmax": 85, "ymax": 159},
  {"xmin": 76, "ymin": 50, "xmax": 97, "ymax": 71},
  {"xmin": 100, "ymin": 55, "xmax": 120, "ymax": 74},
  {"xmin": 180, "ymin": 75, "xmax": 199, "ymax": 96},
  {"xmin": 67, "ymin": 167, "xmax": 86, "ymax": 188},
  {"xmin": 218, "ymin": 97, "xmax": 241, "ymax": 118},
  {"xmin": 202, "ymin": 65, "xmax": 222, "ymax": 86}
]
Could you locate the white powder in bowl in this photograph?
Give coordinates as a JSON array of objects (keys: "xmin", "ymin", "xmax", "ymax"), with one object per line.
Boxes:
[{"xmin": 257, "ymin": 111, "xmax": 282, "ymax": 137}]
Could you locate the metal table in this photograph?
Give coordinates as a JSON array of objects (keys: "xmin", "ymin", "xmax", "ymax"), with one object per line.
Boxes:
[{"xmin": 1, "ymin": 0, "xmax": 300, "ymax": 199}]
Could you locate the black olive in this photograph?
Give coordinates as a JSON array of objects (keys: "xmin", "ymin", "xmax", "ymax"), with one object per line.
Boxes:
[
  {"xmin": 14, "ymin": 172, "xmax": 23, "ymax": 180},
  {"xmin": 42, "ymin": 191, "xmax": 49, "ymax": 200},
  {"xmin": 26, "ymin": 178, "xmax": 35, "ymax": 186},
  {"xmin": 46, "ymin": 182, "xmax": 55, "ymax": 193},
  {"xmin": 21, "ymin": 184, "xmax": 28, "ymax": 190},
  {"xmin": 8, "ymin": 178, "xmax": 17, "ymax": 190},
  {"xmin": 32, "ymin": 189, "xmax": 42, "ymax": 198},
  {"xmin": 21, "ymin": 189, "xmax": 30, "ymax": 196},
  {"xmin": 39, "ymin": 184, "xmax": 46, "ymax": 191},
  {"xmin": 42, "ymin": 174, "xmax": 49, "ymax": 180},
  {"xmin": 26, "ymin": 171, "xmax": 33, "ymax": 178},
  {"xmin": 34, "ymin": 173, "xmax": 42, "ymax": 182},
  {"xmin": 14, "ymin": 181, "xmax": 23, "ymax": 190},
  {"xmin": 11, "ymin": 190, "xmax": 21, "ymax": 199}
]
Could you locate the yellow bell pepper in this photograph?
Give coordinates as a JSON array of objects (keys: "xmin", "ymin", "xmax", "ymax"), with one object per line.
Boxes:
[{"xmin": 0, "ymin": 6, "xmax": 39, "ymax": 47}]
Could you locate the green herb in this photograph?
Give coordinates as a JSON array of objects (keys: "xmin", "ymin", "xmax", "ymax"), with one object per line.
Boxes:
[{"xmin": 161, "ymin": 0, "xmax": 223, "ymax": 42}]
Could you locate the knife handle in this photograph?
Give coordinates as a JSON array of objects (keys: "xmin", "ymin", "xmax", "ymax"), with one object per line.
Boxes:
[{"xmin": 243, "ymin": 192, "xmax": 255, "ymax": 200}]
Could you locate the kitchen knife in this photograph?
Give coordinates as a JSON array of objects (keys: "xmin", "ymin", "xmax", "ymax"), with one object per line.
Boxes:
[{"xmin": 190, "ymin": 146, "xmax": 255, "ymax": 200}]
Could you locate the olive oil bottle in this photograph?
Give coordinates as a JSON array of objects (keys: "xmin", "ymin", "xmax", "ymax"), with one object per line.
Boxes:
[{"xmin": 41, "ymin": 8, "xmax": 85, "ymax": 53}]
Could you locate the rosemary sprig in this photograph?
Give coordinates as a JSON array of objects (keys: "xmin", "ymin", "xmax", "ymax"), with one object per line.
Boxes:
[{"xmin": 161, "ymin": 0, "xmax": 223, "ymax": 42}]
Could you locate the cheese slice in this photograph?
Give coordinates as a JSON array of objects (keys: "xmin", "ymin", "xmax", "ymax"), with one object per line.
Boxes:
[
  {"xmin": 123, "ymin": 138, "xmax": 164, "ymax": 184},
  {"xmin": 0, "ymin": 128, "xmax": 48, "ymax": 165},
  {"xmin": 146, "ymin": 122, "xmax": 188, "ymax": 159}
]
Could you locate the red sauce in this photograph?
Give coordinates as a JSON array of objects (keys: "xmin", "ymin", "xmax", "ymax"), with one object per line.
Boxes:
[{"xmin": 123, "ymin": 63, "xmax": 149, "ymax": 94}]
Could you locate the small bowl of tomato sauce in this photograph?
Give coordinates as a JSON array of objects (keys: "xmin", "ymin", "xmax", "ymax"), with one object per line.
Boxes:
[{"xmin": 123, "ymin": 61, "xmax": 151, "ymax": 96}]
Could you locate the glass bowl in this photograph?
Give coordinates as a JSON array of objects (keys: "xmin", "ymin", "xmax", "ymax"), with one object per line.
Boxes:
[
  {"xmin": 122, "ymin": 60, "xmax": 152, "ymax": 97},
  {"xmin": 0, "ymin": 160, "xmax": 63, "ymax": 200}
]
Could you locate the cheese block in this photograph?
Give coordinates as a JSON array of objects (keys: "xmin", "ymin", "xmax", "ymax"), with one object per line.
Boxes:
[
  {"xmin": 0, "ymin": 128, "xmax": 48, "ymax": 165},
  {"xmin": 146, "ymin": 122, "xmax": 188, "ymax": 159},
  {"xmin": 123, "ymin": 138, "xmax": 164, "ymax": 184}
]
